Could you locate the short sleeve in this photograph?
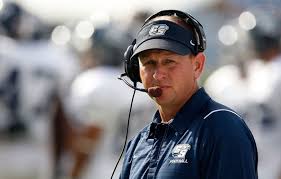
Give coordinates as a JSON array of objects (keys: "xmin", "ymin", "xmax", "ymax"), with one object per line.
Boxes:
[{"xmin": 199, "ymin": 111, "xmax": 258, "ymax": 179}]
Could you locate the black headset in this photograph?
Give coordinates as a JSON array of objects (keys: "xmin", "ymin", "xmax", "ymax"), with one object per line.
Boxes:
[{"xmin": 123, "ymin": 9, "xmax": 207, "ymax": 83}]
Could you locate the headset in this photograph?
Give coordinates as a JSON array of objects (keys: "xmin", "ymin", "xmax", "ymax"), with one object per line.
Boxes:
[{"xmin": 123, "ymin": 9, "xmax": 207, "ymax": 84}]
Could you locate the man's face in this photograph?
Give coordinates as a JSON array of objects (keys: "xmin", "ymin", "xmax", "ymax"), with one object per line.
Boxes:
[{"xmin": 139, "ymin": 49, "xmax": 202, "ymax": 108}]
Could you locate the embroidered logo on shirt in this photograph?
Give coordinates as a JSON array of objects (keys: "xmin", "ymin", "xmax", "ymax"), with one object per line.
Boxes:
[
  {"xmin": 170, "ymin": 144, "xmax": 191, "ymax": 164},
  {"xmin": 149, "ymin": 24, "xmax": 169, "ymax": 36}
]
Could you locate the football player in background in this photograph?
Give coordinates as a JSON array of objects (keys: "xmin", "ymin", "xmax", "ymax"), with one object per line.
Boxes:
[
  {"xmin": 0, "ymin": 2, "xmax": 79, "ymax": 179},
  {"xmin": 204, "ymin": 7, "xmax": 281, "ymax": 179},
  {"xmin": 57, "ymin": 24, "xmax": 156, "ymax": 179}
]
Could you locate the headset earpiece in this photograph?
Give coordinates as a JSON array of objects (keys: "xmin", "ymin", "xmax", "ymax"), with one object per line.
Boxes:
[
  {"xmin": 124, "ymin": 40, "xmax": 141, "ymax": 83},
  {"xmin": 197, "ymin": 24, "xmax": 206, "ymax": 52},
  {"xmin": 181, "ymin": 12, "xmax": 206, "ymax": 54}
]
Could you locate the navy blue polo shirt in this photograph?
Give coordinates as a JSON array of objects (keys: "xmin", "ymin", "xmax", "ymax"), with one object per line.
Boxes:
[{"xmin": 119, "ymin": 88, "xmax": 258, "ymax": 179}]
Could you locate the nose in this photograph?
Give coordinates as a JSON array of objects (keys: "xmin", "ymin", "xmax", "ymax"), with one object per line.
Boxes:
[{"xmin": 153, "ymin": 66, "xmax": 166, "ymax": 81}]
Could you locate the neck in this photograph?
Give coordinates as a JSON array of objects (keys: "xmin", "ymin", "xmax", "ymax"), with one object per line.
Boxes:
[{"xmin": 158, "ymin": 84, "xmax": 199, "ymax": 123}]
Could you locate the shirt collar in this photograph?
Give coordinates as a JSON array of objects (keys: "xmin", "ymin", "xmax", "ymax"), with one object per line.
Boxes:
[{"xmin": 151, "ymin": 87, "xmax": 211, "ymax": 135}]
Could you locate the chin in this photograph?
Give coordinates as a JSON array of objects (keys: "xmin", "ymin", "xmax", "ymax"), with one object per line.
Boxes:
[{"xmin": 154, "ymin": 95, "xmax": 172, "ymax": 105}]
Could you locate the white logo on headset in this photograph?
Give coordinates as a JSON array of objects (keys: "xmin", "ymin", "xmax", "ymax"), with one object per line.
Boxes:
[{"xmin": 149, "ymin": 24, "xmax": 169, "ymax": 36}]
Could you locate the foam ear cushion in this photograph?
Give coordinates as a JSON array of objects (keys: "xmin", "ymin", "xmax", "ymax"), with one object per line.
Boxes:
[{"xmin": 124, "ymin": 45, "xmax": 141, "ymax": 83}]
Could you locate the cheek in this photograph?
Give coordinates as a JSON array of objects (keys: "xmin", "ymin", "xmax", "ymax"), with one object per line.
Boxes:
[
  {"xmin": 175, "ymin": 65, "xmax": 194, "ymax": 80},
  {"xmin": 139, "ymin": 68, "xmax": 150, "ymax": 85},
  {"xmin": 139, "ymin": 68, "xmax": 145, "ymax": 79},
  {"xmin": 172, "ymin": 67, "xmax": 195, "ymax": 88},
  {"xmin": 177, "ymin": 75, "xmax": 193, "ymax": 88}
]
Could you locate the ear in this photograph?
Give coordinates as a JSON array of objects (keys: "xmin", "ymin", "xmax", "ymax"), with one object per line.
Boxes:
[{"xmin": 192, "ymin": 52, "xmax": 205, "ymax": 79}]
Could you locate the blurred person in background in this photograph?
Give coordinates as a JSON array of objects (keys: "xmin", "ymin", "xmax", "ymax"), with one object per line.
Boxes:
[
  {"xmin": 248, "ymin": 8, "xmax": 281, "ymax": 179},
  {"xmin": 204, "ymin": 7, "xmax": 281, "ymax": 179},
  {"xmin": 0, "ymin": 2, "xmax": 79, "ymax": 179},
  {"xmin": 58, "ymin": 24, "xmax": 156, "ymax": 179}
]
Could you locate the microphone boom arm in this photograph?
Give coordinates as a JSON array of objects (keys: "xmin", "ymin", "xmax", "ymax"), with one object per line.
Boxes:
[{"xmin": 118, "ymin": 74, "xmax": 147, "ymax": 93}]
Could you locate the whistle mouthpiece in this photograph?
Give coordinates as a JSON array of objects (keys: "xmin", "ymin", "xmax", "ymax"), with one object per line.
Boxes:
[{"xmin": 148, "ymin": 87, "xmax": 162, "ymax": 97}]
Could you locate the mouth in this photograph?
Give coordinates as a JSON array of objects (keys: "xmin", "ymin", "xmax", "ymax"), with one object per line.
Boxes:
[{"xmin": 157, "ymin": 86, "xmax": 171, "ymax": 90}]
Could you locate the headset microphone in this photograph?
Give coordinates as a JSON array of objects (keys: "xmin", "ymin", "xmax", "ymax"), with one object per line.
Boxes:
[
  {"xmin": 118, "ymin": 73, "xmax": 163, "ymax": 98},
  {"xmin": 148, "ymin": 87, "xmax": 162, "ymax": 97}
]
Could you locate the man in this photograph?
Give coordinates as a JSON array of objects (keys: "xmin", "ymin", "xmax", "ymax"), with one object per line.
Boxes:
[{"xmin": 119, "ymin": 10, "xmax": 258, "ymax": 179}]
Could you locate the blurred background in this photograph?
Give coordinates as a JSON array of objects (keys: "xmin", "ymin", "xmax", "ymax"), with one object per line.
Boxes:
[{"xmin": 0, "ymin": 0, "xmax": 280, "ymax": 178}]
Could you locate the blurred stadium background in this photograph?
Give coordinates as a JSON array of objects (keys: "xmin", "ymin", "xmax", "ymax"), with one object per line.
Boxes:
[{"xmin": 0, "ymin": 0, "xmax": 280, "ymax": 178}]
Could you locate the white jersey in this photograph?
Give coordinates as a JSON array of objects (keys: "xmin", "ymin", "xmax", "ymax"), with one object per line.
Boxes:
[
  {"xmin": 204, "ymin": 57, "xmax": 281, "ymax": 179},
  {"xmin": 253, "ymin": 55, "xmax": 281, "ymax": 179},
  {"xmin": 67, "ymin": 66, "xmax": 156, "ymax": 179},
  {"xmin": 0, "ymin": 35, "xmax": 79, "ymax": 179}
]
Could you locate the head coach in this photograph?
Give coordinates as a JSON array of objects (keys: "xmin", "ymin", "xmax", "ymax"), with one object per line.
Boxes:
[{"xmin": 118, "ymin": 9, "xmax": 258, "ymax": 179}]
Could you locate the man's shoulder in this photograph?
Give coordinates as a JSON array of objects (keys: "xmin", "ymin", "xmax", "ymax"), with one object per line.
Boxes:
[
  {"xmin": 203, "ymin": 99, "xmax": 242, "ymax": 121},
  {"xmin": 199, "ymin": 100, "xmax": 253, "ymax": 144},
  {"xmin": 202, "ymin": 99, "xmax": 249, "ymax": 136}
]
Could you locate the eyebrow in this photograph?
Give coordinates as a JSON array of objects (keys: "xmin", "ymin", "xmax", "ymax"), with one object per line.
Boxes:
[
  {"xmin": 138, "ymin": 56, "xmax": 150, "ymax": 63},
  {"xmin": 138, "ymin": 53, "xmax": 149, "ymax": 60}
]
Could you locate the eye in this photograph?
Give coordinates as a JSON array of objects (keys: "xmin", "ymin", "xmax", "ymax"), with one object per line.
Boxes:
[
  {"xmin": 143, "ymin": 60, "xmax": 156, "ymax": 66},
  {"xmin": 164, "ymin": 59, "xmax": 176, "ymax": 65}
]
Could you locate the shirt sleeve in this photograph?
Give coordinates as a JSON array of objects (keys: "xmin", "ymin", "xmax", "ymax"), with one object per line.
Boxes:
[{"xmin": 199, "ymin": 111, "xmax": 258, "ymax": 179}]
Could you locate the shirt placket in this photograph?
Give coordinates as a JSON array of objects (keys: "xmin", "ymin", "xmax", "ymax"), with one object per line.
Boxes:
[{"xmin": 147, "ymin": 124, "xmax": 169, "ymax": 179}]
